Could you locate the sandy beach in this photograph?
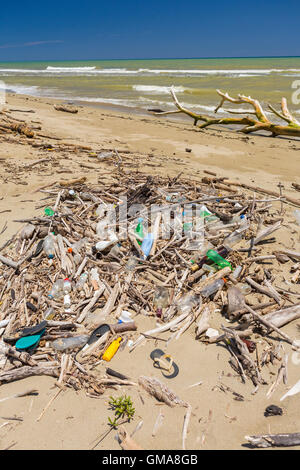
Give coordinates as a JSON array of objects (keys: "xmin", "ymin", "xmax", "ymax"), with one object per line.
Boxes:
[{"xmin": 0, "ymin": 92, "xmax": 300, "ymax": 450}]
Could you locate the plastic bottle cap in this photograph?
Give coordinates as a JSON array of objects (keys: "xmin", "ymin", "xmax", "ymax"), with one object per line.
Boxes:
[
  {"xmin": 68, "ymin": 248, "xmax": 73, "ymax": 253},
  {"xmin": 48, "ymin": 254, "xmax": 54, "ymax": 259},
  {"xmin": 138, "ymin": 217, "xmax": 143, "ymax": 223}
]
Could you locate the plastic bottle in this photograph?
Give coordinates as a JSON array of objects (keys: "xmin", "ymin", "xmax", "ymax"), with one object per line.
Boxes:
[
  {"xmin": 202, "ymin": 263, "xmax": 217, "ymax": 274},
  {"xmin": 51, "ymin": 335, "xmax": 89, "ymax": 352},
  {"xmin": 94, "ymin": 236, "xmax": 118, "ymax": 252},
  {"xmin": 183, "ymin": 208, "xmax": 193, "ymax": 236},
  {"xmin": 76, "ymin": 272, "xmax": 88, "ymax": 290},
  {"xmin": 43, "ymin": 234, "xmax": 55, "ymax": 259},
  {"xmin": 48, "ymin": 279, "xmax": 65, "ymax": 300},
  {"xmin": 63, "ymin": 278, "xmax": 72, "ymax": 294},
  {"xmin": 206, "ymin": 249, "xmax": 232, "ymax": 270},
  {"xmin": 43, "ymin": 307, "xmax": 55, "ymax": 320},
  {"xmin": 69, "ymin": 238, "xmax": 88, "ymax": 253},
  {"xmin": 201, "ymin": 279, "xmax": 225, "ymax": 298},
  {"xmin": 236, "ymin": 283, "xmax": 251, "ymax": 295},
  {"xmin": 232, "ymin": 265, "xmax": 242, "ymax": 280},
  {"xmin": 141, "ymin": 233, "xmax": 154, "ymax": 259},
  {"xmin": 153, "ymin": 286, "xmax": 169, "ymax": 318},
  {"xmin": 135, "ymin": 218, "xmax": 145, "ymax": 245},
  {"xmin": 294, "ymin": 209, "xmax": 300, "ymax": 226},
  {"xmin": 125, "ymin": 256, "xmax": 139, "ymax": 272},
  {"xmin": 90, "ymin": 268, "xmax": 100, "ymax": 290},
  {"xmin": 176, "ymin": 292, "xmax": 200, "ymax": 314},
  {"xmin": 118, "ymin": 310, "xmax": 132, "ymax": 323},
  {"xmin": 64, "ymin": 294, "xmax": 71, "ymax": 309},
  {"xmin": 102, "ymin": 337, "xmax": 122, "ymax": 361}
]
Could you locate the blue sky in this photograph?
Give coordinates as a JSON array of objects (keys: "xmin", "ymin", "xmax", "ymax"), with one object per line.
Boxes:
[{"xmin": 0, "ymin": 0, "xmax": 299, "ymax": 61}]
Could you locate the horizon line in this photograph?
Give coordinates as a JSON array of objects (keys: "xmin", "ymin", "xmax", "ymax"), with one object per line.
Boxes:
[{"xmin": 0, "ymin": 55, "xmax": 300, "ymax": 63}]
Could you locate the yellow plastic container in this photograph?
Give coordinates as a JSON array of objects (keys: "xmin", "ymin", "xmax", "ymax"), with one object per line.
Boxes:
[{"xmin": 102, "ymin": 337, "xmax": 122, "ymax": 362}]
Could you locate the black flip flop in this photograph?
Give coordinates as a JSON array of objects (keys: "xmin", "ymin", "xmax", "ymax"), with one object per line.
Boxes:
[
  {"xmin": 87, "ymin": 324, "xmax": 110, "ymax": 345},
  {"xmin": 3, "ymin": 320, "xmax": 48, "ymax": 345},
  {"xmin": 150, "ymin": 348, "xmax": 179, "ymax": 379}
]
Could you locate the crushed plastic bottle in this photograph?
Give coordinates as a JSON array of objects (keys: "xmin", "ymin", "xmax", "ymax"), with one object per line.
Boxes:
[{"xmin": 51, "ymin": 335, "xmax": 89, "ymax": 352}]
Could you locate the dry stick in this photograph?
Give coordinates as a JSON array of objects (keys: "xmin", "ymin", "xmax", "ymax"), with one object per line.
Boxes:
[
  {"xmin": 182, "ymin": 405, "xmax": 192, "ymax": 450},
  {"xmin": 36, "ymin": 388, "xmax": 62, "ymax": 422},
  {"xmin": 245, "ymin": 276, "xmax": 281, "ymax": 304},
  {"xmin": 244, "ymin": 304, "xmax": 300, "ymax": 349}
]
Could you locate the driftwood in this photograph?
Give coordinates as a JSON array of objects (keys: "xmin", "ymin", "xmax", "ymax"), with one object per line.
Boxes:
[
  {"xmin": 245, "ymin": 432, "xmax": 300, "ymax": 448},
  {"xmin": 263, "ymin": 304, "xmax": 300, "ymax": 328},
  {"xmin": 53, "ymin": 104, "xmax": 78, "ymax": 114},
  {"xmin": 0, "ymin": 364, "xmax": 59, "ymax": 384},
  {"xmin": 117, "ymin": 427, "xmax": 144, "ymax": 450},
  {"xmin": 138, "ymin": 375, "xmax": 188, "ymax": 407},
  {"xmin": 154, "ymin": 88, "xmax": 300, "ymax": 138}
]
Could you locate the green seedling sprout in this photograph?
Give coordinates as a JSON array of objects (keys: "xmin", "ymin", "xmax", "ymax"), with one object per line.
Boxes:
[{"xmin": 107, "ymin": 395, "xmax": 135, "ymax": 429}]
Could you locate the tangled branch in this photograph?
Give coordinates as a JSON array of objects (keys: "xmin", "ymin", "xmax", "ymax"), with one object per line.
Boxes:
[{"xmin": 152, "ymin": 88, "xmax": 300, "ymax": 138}]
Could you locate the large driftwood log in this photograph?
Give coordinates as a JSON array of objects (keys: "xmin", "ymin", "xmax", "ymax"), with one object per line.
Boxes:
[
  {"xmin": 245, "ymin": 432, "xmax": 300, "ymax": 448},
  {"xmin": 0, "ymin": 364, "xmax": 59, "ymax": 384},
  {"xmin": 152, "ymin": 88, "xmax": 300, "ymax": 138}
]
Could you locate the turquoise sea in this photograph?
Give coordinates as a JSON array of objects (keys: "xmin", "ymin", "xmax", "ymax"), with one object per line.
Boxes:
[{"xmin": 0, "ymin": 57, "xmax": 300, "ymax": 117}]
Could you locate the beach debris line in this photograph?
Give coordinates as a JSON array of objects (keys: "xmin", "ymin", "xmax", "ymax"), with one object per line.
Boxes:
[
  {"xmin": 151, "ymin": 88, "xmax": 300, "ymax": 138},
  {"xmin": 0, "ymin": 169, "xmax": 299, "ymax": 448}
]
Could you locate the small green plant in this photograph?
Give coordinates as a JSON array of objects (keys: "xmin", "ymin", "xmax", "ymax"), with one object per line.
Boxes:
[{"xmin": 107, "ymin": 395, "xmax": 135, "ymax": 429}]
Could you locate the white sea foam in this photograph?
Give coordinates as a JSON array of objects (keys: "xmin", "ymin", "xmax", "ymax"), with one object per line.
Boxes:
[
  {"xmin": 1, "ymin": 67, "xmax": 300, "ymax": 77},
  {"xmin": 132, "ymin": 85, "xmax": 186, "ymax": 94}
]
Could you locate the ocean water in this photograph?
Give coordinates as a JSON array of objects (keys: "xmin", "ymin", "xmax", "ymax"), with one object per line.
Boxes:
[{"xmin": 0, "ymin": 57, "xmax": 300, "ymax": 117}]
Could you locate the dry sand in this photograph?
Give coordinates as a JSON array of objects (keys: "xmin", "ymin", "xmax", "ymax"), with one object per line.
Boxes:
[{"xmin": 0, "ymin": 93, "xmax": 299, "ymax": 450}]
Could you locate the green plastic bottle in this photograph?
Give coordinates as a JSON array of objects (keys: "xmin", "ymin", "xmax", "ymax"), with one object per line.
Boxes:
[
  {"xmin": 206, "ymin": 249, "xmax": 232, "ymax": 270},
  {"xmin": 135, "ymin": 218, "xmax": 145, "ymax": 245}
]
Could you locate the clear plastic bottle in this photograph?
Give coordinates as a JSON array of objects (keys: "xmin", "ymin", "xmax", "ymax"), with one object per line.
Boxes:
[
  {"xmin": 232, "ymin": 265, "xmax": 242, "ymax": 280},
  {"xmin": 125, "ymin": 256, "xmax": 139, "ymax": 272},
  {"xmin": 236, "ymin": 282, "xmax": 251, "ymax": 295},
  {"xmin": 294, "ymin": 209, "xmax": 300, "ymax": 226},
  {"xmin": 43, "ymin": 234, "xmax": 55, "ymax": 259},
  {"xmin": 76, "ymin": 272, "xmax": 88, "ymax": 289},
  {"xmin": 64, "ymin": 294, "xmax": 71, "ymax": 309},
  {"xmin": 63, "ymin": 278, "xmax": 72, "ymax": 294},
  {"xmin": 51, "ymin": 335, "xmax": 89, "ymax": 352},
  {"xmin": 91, "ymin": 268, "xmax": 100, "ymax": 290},
  {"xmin": 141, "ymin": 233, "xmax": 154, "ymax": 259},
  {"xmin": 201, "ymin": 278, "xmax": 225, "ymax": 298},
  {"xmin": 202, "ymin": 263, "xmax": 217, "ymax": 274},
  {"xmin": 176, "ymin": 292, "xmax": 200, "ymax": 314},
  {"xmin": 153, "ymin": 286, "xmax": 169, "ymax": 318},
  {"xmin": 43, "ymin": 307, "xmax": 55, "ymax": 320},
  {"xmin": 48, "ymin": 279, "xmax": 65, "ymax": 300}
]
